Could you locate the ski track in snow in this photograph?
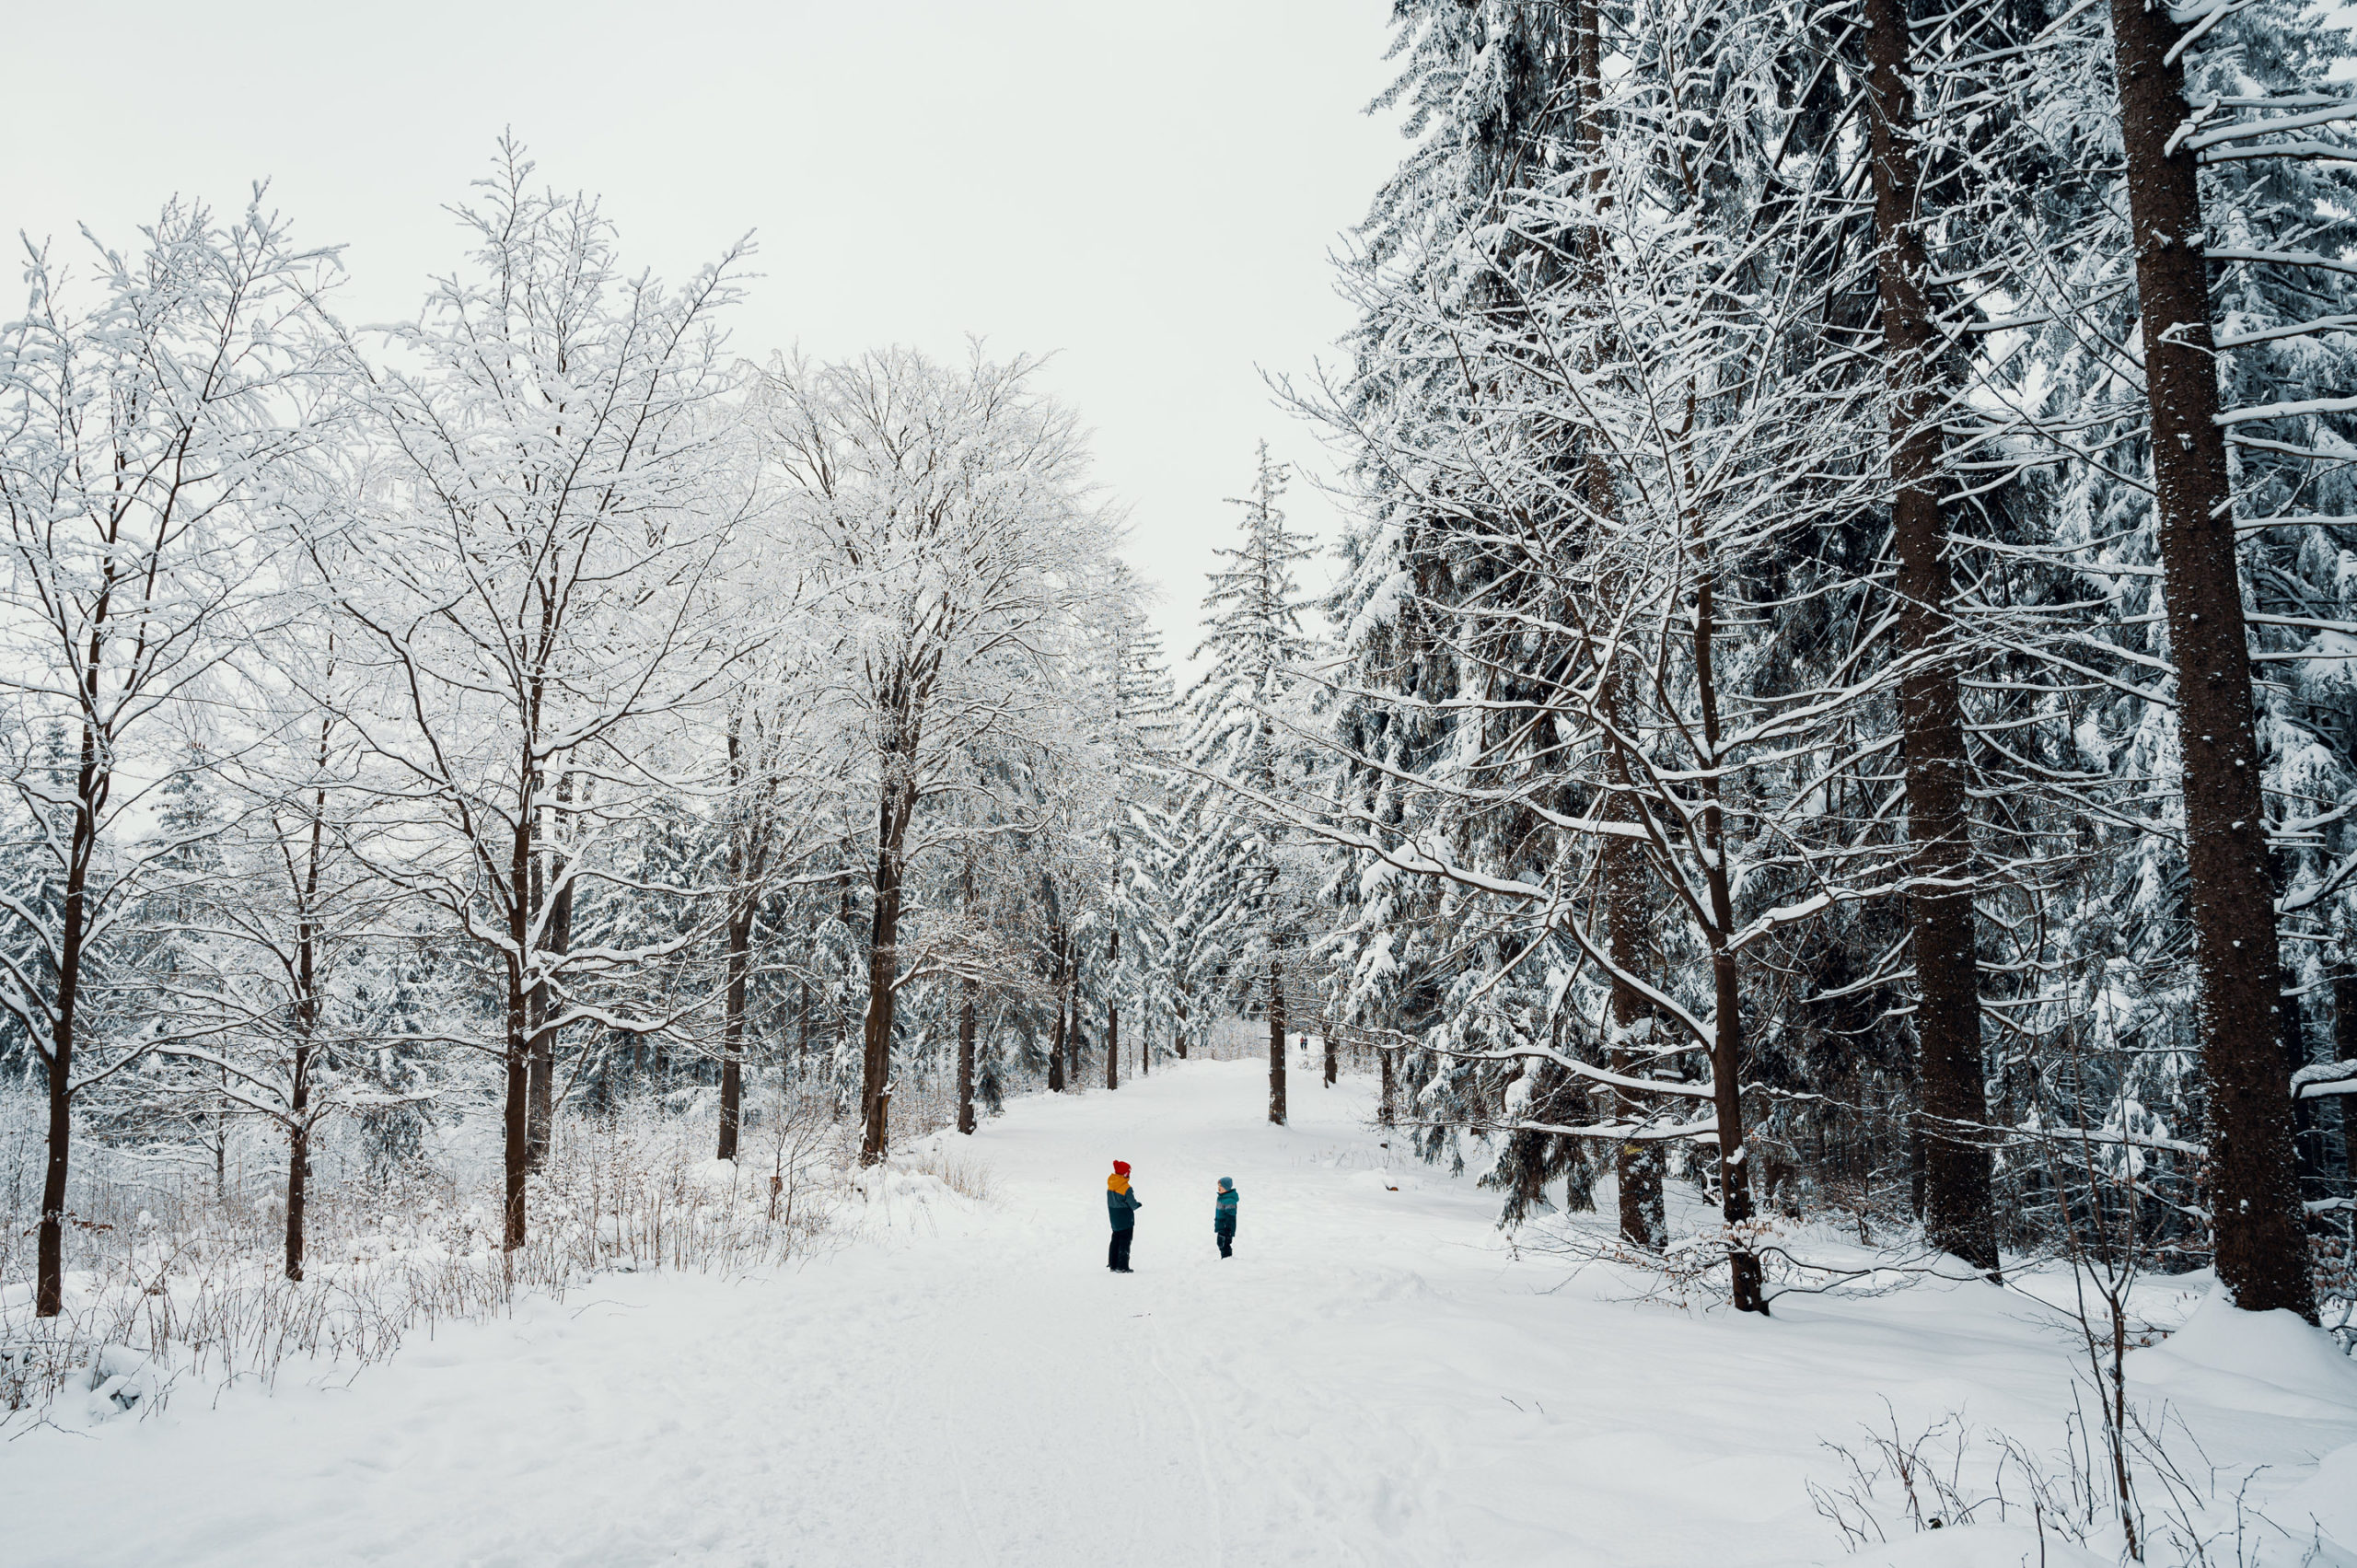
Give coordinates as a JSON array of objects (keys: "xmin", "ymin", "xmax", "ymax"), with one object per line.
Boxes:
[{"xmin": 9, "ymin": 1056, "xmax": 2357, "ymax": 1567}]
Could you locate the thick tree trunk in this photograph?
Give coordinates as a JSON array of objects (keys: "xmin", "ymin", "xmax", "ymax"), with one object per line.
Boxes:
[
  {"xmin": 1268, "ymin": 962, "xmax": 1288, "ymax": 1126},
  {"xmin": 958, "ymin": 982, "xmax": 978, "ymax": 1134},
  {"xmin": 859, "ymin": 856, "xmax": 903, "ymax": 1165},
  {"xmin": 1863, "ymin": 0, "xmax": 2001, "ymax": 1279},
  {"xmin": 1379, "ymin": 1044, "xmax": 1397, "ymax": 1126},
  {"xmin": 1571, "ymin": 0, "xmax": 1670, "ymax": 1255},
  {"xmin": 2107, "ymin": 0, "xmax": 2314, "ymax": 1318},
  {"xmin": 1323, "ymin": 1015, "xmax": 1337, "ymax": 1087},
  {"xmin": 1174, "ymin": 989, "xmax": 1190, "ymax": 1060},
  {"xmin": 859, "ymin": 716, "xmax": 921, "ymax": 1165}
]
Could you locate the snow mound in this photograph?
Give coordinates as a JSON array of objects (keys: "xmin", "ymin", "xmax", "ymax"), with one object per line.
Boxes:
[
  {"xmin": 2273, "ymin": 1439, "xmax": 2357, "ymax": 1554},
  {"xmin": 52, "ymin": 1345, "xmax": 167, "ymax": 1428},
  {"xmin": 2129, "ymin": 1289, "xmax": 2357, "ymax": 1420}
]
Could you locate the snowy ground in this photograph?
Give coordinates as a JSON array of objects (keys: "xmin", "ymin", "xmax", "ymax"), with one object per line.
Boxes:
[{"xmin": 8, "ymin": 1056, "xmax": 2356, "ymax": 1567}]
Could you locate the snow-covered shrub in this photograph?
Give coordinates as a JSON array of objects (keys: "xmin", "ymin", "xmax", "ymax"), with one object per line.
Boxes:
[{"xmin": 0, "ymin": 1083, "xmax": 846, "ymax": 1427}]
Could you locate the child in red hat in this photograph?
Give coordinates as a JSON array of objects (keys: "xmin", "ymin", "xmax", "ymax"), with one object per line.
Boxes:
[{"xmin": 1106, "ymin": 1160, "xmax": 1141, "ymax": 1272}]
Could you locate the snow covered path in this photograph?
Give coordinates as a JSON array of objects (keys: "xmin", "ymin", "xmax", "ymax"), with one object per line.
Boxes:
[{"xmin": 10, "ymin": 1057, "xmax": 2357, "ymax": 1567}]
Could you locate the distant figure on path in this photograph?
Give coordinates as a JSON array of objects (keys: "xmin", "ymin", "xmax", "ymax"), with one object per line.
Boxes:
[
  {"xmin": 1213, "ymin": 1177, "xmax": 1238, "ymax": 1259},
  {"xmin": 1107, "ymin": 1160, "xmax": 1141, "ymax": 1272}
]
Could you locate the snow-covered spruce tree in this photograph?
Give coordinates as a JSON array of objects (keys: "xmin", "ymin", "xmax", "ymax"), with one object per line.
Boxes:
[
  {"xmin": 0, "ymin": 197, "xmax": 342, "ymax": 1316},
  {"xmin": 1079, "ymin": 564, "xmax": 1179, "ymax": 1090},
  {"xmin": 323, "ymin": 143, "xmax": 750, "ymax": 1250},
  {"xmin": 1948, "ymin": 0, "xmax": 2357, "ymax": 1313},
  {"xmin": 760, "ymin": 345, "xmax": 1114, "ymax": 1163},
  {"xmin": 1854, "ymin": 0, "xmax": 2011, "ymax": 1278},
  {"xmin": 1310, "ymin": 0, "xmax": 1665, "ymax": 1230},
  {"xmin": 1177, "ymin": 445, "xmax": 1325, "ymax": 1125},
  {"xmin": 1290, "ymin": 0, "xmax": 1942, "ymax": 1312},
  {"xmin": 2093, "ymin": 0, "xmax": 2329, "ymax": 1320}
]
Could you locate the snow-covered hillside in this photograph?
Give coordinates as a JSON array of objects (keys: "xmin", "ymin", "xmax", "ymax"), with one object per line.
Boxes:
[{"xmin": 8, "ymin": 1059, "xmax": 2355, "ymax": 1567}]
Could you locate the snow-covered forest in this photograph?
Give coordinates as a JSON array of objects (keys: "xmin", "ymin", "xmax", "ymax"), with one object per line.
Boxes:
[{"xmin": 6, "ymin": 0, "xmax": 2357, "ymax": 1562}]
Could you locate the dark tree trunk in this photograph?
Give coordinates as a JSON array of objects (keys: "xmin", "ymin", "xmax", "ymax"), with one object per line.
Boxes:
[
  {"xmin": 1047, "ymin": 916, "xmax": 1068, "ymax": 1092},
  {"xmin": 36, "ymin": 712, "xmax": 106, "ymax": 1318},
  {"xmin": 859, "ymin": 713, "xmax": 921, "ymax": 1164},
  {"xmin": 1106, "ymin": 926, "xmax": 1120, "ymax": 1090},
  {"xmin": 1322, "ymin": 1014, "xmax": 1337, "ymax": 1087},
  {"xmin": 525, "ymin": 801, "xmax": 570, "ymax": 1169},
  {"xmin": 1693, "ymin": 538, "xmax": 1765, "ymax": 1314},
  {"xmin": 286, "ymin": 845, "xmax": 321, "ymax": 1282},
  {"xmin": 718, "ymin": 725, "xmax": 754, "ymax": 1163},
  {"xmin": 1571, "ymin": 0, "xmax": 1667, "ymax": 1256},
  {"xmin": 526, "ymin": 774, "xmax": 574, "ymax": 1171},
  {"xmin": 1379, "ymin": 1043, "xmax": 1397, "ymax": 1126},
  {"xmin": 718, "ymin": 895, "xmax": 753, "ymax": 1161},
  {"xmin": 859, "ymin": 850, "xmax": 903, "ymax": 1165},
  {"xmin": 1863, "ymin": 0, "xmax": 2000, "ymax": 1279},
  {"xmin": 2107, "ymin": 0, "xmax": 2314, "ymax": 1318},
  {"xmin": 503, "ymin": 816, "xmax": 532, "ymax": 1250},
  {"xmin": 1174, "ymin": 988, "xmax": 1189, "ymax": 1060},
  {"xmin": 284, "ymin": 1084, "xmax": 310, "ymax": 1283},
  {"xmin": 958, "ymin": 983, "xmax": 978, "ymax": 1134},
  {"xmin": 1268, "ymin": 962, "xmax": 1288, "ymax": 1126}
]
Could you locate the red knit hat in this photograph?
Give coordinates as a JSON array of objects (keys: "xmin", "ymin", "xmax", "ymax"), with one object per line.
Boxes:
[{"xmin": 1112, "ymin": 1160, "xmax": 1131, "ymax": 1175}]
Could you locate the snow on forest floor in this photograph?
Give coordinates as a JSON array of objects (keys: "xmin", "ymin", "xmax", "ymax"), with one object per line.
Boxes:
[{"xmin": 8, "ymin": 1056, "xmax": 2357, "ymax": 1567}]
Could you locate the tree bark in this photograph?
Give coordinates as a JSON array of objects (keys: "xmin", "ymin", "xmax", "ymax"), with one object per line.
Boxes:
[
  {"xmin": 1693, "ymin": 530, "xmax": 1766, "ymax": 1314},
  {"xmin": 1106, "ymin": 925, "xmax": 1120, "ymax": 1090},
  {"xmin": 718, "ymin": 893, "xmax": 753, "ymax": 1161},
  {"xmin": 1322, "ymin": 1014, "xmax": 1337, "ymax": 1087},
  {"xmin": 1047, "ymin": 918, "xmax": 1068, "ymax": 1093},
  {"xmin": 284, "ymin": 1086, "xmax": 310, "ymax": 1283},
  {"xmin": 503, "ymin": 815, "xmax": 532, "ymax": 1251},
  {"xmin": 2107, "ymin": 0, "xmax": 2314, "ymax": 1318},
  {"xmin": 859, "ymin": 815, "xmax": 906, "ymax": 1165},
  {"xmin": 35, "ymin": 741, "xmax": 97, "ymax": 1318},
  {"xmin": 1268, "ymin": 961, "xmax": 1288, "ymax": 1126},
  {"xmin": 286, "ymin": 806, "xmax": 322, "ymax": 1282},
  {"xmin": 1862, "ymin": 0, "xmax": 2001, "ymax": 1279},
  {"xmin": 1379, "ymin": 1043, "xmax": 1397, "ymax": 1126},
  {"xmin": 958, "ymin": 982, "xmax": 978, "ymax": 1134}
]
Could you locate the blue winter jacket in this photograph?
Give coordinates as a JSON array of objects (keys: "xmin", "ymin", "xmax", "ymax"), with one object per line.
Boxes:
[
  {"xmin": 1214, "ymin": 1182, "xmax": 1238, "ymax": 1235},
  {"xmin": 1107, "ymin": 1177, "xmax": 1141, "ymax": 1230}
]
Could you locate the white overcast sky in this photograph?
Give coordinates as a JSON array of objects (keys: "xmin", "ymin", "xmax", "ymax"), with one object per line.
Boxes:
[{"xmin": 0, "ymin": 0, "xmax": 1407, "ymax": 674}]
